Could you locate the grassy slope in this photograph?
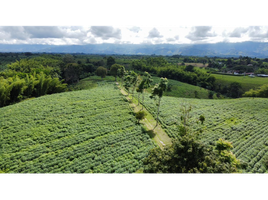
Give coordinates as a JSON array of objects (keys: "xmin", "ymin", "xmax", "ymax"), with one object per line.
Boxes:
[
  {"xmin": 149, "ymin": 76, "xmax": 210, "ymax": 99},
  {"xmin": 75, "ymin": 75, "xmax": 211, "ymax": 99},
  {"xmin": 212, "ymin": 73, "xmax": 268, "ymax": 93},
  {"xmin": 142, "ymin": 94, "xmax": 268, "ymax": 173},
  {"xmin": 0, "ymin": 83, "xmax": 155, "ymax": 173}
]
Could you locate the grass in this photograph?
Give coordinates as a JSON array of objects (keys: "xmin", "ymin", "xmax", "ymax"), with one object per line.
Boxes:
[
  {"xmin": 184, "ymin": 63, "xmax": 208, "ymax": 67},
  {"xmin": 68, "ymin": 75, "xmax": 115, "ymax": 90},
  {"xmin": 119, "ymin": 87, "xmax": 172, "ymax": 149},
  {"xmin": 212, "ymin": 73, "xmax": 268, "ymax": 93},
  {"xmin": 148, "ymin": 76, "xmax": 211, "ymax": 99}
]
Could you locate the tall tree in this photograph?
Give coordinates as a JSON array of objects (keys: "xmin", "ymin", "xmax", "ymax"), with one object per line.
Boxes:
[
  {"xmin": 130, "ymin": 71, "xmax": 138, "ymax": 100},
  {"xmin": 63, "ymin": 54, "xmax": 75, "ymax": 64},
  {"xmin": 110, "ymin": 64, "xmax": 124, "ymax": 81},
  {"xmin": 150, "ymin": 77, "xmax": 168, "ymax": 128},
  {"xmin": 117, "ymin": 66, "xmax": 125, "ymax": 87},
  {"xmin": 137, "ymin": 72, "xmax": 153, "ymax": 108},
  {"xmin": 123, "ymin": 71, "xmax": 132, "ymax": 96},
  {"xmin": 95, "ymin": 66, "xmax": 107, "ymax": 79},
  {"xmin": 106, "ymin": 56, "xmax": 116, "ymax": 70}
]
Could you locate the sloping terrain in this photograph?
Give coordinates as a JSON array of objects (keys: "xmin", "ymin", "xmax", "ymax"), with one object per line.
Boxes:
[
  {"xmin": 0, "ymin": 83, "xmax": 155, "ymax": 173},
  {"xmin": 142, "ymin": 95, "xmax": 268, "ymax": 173}
]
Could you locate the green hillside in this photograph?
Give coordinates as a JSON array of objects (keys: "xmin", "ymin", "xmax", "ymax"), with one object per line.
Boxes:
[
  {"xmin": 213, "ymin": 73, "xmax": 268, "ymax": 93},
  {"xmin": 149, "ymin": 76, "xmax": 211, "ymax": 99},
  {"xmin": 0, "ymin": 83, "xmax": 155, "ymax": 173},
  {"xmin": 71, "ymin": 75, "xmax": 211, "ymax": 99},
  {"xmin": 142, "ymin": 95, "xmax": 268, "ymax": 173}
]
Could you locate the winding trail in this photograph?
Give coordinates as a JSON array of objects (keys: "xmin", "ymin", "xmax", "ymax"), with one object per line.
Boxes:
[{"xmin": 118, "ymin": 86, "xmax": 172, "ymax": 149}]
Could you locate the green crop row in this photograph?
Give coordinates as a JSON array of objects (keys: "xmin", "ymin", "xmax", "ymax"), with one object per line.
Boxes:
[
  {"xmin": 141, "ymin": 93, "xmax": 268, "ymax": 173},
  {"xmin": 0, "ymin": 83, "xmax": 155, "ymax": 173}
]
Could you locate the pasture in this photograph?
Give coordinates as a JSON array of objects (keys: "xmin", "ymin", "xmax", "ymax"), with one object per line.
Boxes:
[{"xmin": 212, "ymin": 73, "xmax": 268, "ymax": 92}]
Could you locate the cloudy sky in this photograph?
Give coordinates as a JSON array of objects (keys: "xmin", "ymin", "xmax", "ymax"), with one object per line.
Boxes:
[{"xmin": 1, "ymin": 26, "xmax": 268, "ymax": 45}]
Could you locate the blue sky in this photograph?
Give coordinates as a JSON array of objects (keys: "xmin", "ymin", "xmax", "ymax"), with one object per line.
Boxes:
[{"xmin": 1, "ymin": 26, "xmax": 268, "ymax": 45}]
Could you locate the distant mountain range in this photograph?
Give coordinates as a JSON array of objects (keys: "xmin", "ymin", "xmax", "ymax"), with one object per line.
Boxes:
[{"xmin": 1, "ymin": 42, "xmax": 268, "ymax": 57}]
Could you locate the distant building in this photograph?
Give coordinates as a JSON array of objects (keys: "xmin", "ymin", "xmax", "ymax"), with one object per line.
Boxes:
[{"xmin": 257, "ymin": 74, "xmax": 268, "ymax": 77}]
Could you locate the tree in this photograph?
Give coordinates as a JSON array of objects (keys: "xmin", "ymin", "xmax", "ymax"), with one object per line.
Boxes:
[
  {"xmin": 228, "ymin": 82, "xmax": 242, "ymax": 98},
  {"xmin": 107, "ymin": 56, "xmax": 116, "ymax": 69},
  {"xmin": 143, "ymin": 107, "xmax": 243, "ymax": 173},
  {"xmin": 95, "ymin": 67, "xmax": 107, "ymax": 79},
  {"xmin": 117, "ymin": 66, "xmax": 125, "ymax": 87},
  {"xmin": 150, "ymin": 77, "xmax": 168, "ymax": 128},
  {"xmin": 138, "ymin": 72, "xmax": 153, "ymax": 109},
  {"xmin": 243, "ymin": 84, "xmax": 268, "ymax": 98},
  {"xmin": 110, "ymin": 64, "xmax": 124, "ymax": 81},
  {"xmin": 63, "ymin": 54, "xmax": 75, "ymax": 64},
  {"xmin": 143, "ymin": 136, "xmax": 242, "ymax": 173},
  {"xmin": 185, "ymin": 65, "xmax": 195, "ymax": 72},
  {"xmin": 135, "ymin": 110, "xmax": 147, "ymax": 124},
  {"xmin": 123, "ymin": 71, "xmax": 132, "ymax": 96},
  {"xmin": 63, "ymin": 63, "xmax": 82, "ymax": 83},
  {"xmin": 130, "ymin": 71, "xmax": 139, "ymax": 100},
  {"xmin": 178, "ymin": 104, "xmax": 205, "ymax": 137}
]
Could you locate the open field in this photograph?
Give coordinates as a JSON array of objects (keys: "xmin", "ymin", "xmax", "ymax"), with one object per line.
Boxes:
[
  {"xmin": 184, "ymin": 63, "xmax": 208, "ymax": 67},
  {"xmin": 149, "ymin": 76, "xmax": 211, "ymax": 99},
  {"xmin": 142, "ymin": 95, "xmax": 268, "ymax": 173},
  {"xmin": 213, "ymin": 73, "xmax": 268, "ymax": 93},
  {"xmin": 0, "ymin": 83, "xmax": 155, "ymax": 173}
]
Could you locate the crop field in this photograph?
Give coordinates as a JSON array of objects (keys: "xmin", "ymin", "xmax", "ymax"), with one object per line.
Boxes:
[
  {"xmin": 142, "ymin": 95, "xmax": 268, "ymax": 173},
  {"xmin": 213, "ymin": 73, "xmax": 268, "ymax": 92},
  {"xmin": 0, "ymin": 83, "xmax": 155, "ymax": 173}
]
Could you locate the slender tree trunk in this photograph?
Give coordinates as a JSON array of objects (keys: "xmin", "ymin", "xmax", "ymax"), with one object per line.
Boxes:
[
  {"xmin": 154, "ymin": 97, "xmax": 161, "ymax": 130},
  {"xmin": 142, "ymin": 90, "xmax": 144, "ymax": 110},
  {"xmin": 138, "ymin": 92, "xmax": 140, "ymax": 105}
]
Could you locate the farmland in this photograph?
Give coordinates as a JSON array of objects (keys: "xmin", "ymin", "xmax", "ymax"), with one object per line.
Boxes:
[
  {"xmin": 72, "ymin": 75, "xmax": 212, "ymax": 99},
  {"xmin": 0, "ymin": 83, "xmax": 155, "ymax": 173},
  {"xmin": 142, "ymin": 95, "xmax": 268, "ymax": 173},
  {"xmin": 213, "ymin": 73, "xmax": 268, "ymax": 93},
  {"xmin": 149, "ymin": 76, "xmax": 211, "ymax": 99}
]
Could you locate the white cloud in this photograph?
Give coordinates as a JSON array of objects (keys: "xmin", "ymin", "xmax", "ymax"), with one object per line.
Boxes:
[
  {"xmin": 1, "ymin": 26, "xmax": 268, "ymax": 45},
  {"xmin": 148, "ymin": 28, "xmax": 163, "ymax": 38},
  {"xmin": 89, "ymin": 26, "xmax": 122, "ymax": 40}
]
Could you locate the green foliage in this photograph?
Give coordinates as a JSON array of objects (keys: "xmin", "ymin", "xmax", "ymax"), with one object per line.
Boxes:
[
  {"xmin": 216, "ymin": 138, "xmax": 233, "ymax": 152},
  {"xmin": 0, "ymin": 84, "xmax": 155, "ymax": 173},
  {"xmin": 95, "ymin": 66, "xmax": 107, "ymax": 79},
  {"xmin": 143, "ymin": 136, "xmax": 242, "ymax": 173},
  {"xmin": 150, "ymin": 77, "xmax": 168, "ymax": 99},
  {"xmin": 243, "ymin": 84, "xmax": 268, "ymax": 98},
  {"xmin": 110, "ymin": 64, "xmax": 124, "ymax": 81},
  {"xmin": 135, "ymin": 111, "xmax": 147, "ymax": 123},
  {"xmin": 63, "ymin": 54, "xmax": 75, "ymax": 64},
  {"xmin": 185, "ymin": 65, "xmax": 195, "ymax": 72},
  {"xmin": 228, "ymin": 82, "xmax": 242, "ymax": 98},
  {"xmin": 132, "ymin": 60, "xmax": 215, "ymax": 90},
  {"xmin": 106, "ymin": 56, "xmax": 116, "ymax": 69},
  {"xmin": 199, "ymin": 115, "xmax": 205, "ymax": 125}
]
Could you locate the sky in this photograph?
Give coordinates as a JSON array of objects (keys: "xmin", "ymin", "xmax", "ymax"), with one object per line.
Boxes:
[{"xmin": 1, "ymin": 26, "xmax": 268, "ymax": 45}]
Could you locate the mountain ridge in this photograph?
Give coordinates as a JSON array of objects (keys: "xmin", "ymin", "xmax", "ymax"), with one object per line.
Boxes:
[{"xmin": 1, "ymin": 42, "xmax": 268, "ymax": 57}]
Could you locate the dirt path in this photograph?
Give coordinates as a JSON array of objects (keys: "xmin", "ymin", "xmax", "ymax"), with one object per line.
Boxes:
[{"xmin": 119, "ymin": 87, "xmax": 172, "ymax": 149}]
